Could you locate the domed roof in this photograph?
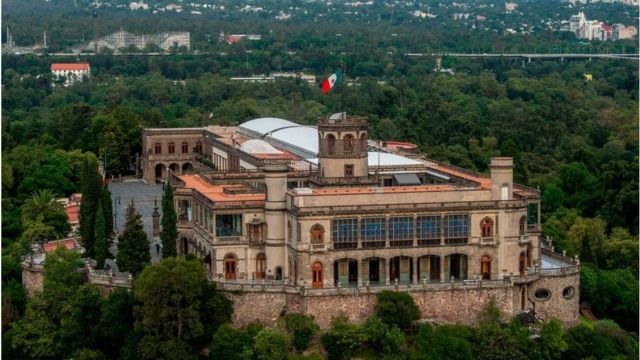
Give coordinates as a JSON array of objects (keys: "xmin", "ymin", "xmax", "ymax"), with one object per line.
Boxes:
[{"xmin": 240, "ymin": 139, "xmax": 282, "ymax": 154}]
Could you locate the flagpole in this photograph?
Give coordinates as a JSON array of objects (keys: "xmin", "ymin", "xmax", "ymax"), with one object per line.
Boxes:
[{"xmin": 341, "ymin": 62, "xmax": 345, "ymax": 119}]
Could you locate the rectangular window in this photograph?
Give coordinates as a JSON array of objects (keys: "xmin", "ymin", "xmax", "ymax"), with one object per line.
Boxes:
[
  {"xmin": 344, "ymin": 164, "xmax": 354, "ymax": 178},
  {"xmin": 444, "ymin": 214, "xmax": 469, "ymax": 245},
  {"xmin": 216, "ymin": 214, "xmax": 242, "ymax": 238},
  {"xmin": 332, "ymin": 218, "xmax": 358, "ymax": 249},
  {"xmin": 389, "ymin": 217, "xmax": 413, "ymax": 247},
  {"xmin": 182, "ymin": 142, "xmax": 189, "ymax": 153},
  {"xmin": 168, "ymin": 143, "xmax": 175, "ymax": 154},
  {"xmin": 154, "ymin": 143, "xmax": 162, "ymax": 154},
  {"xmin": 417, "ymin": 216, "xmax": 441, "ymax": 246},
  {"xmin": 360, "ymin": 217, "xmax": 386, "ymax": 248}
]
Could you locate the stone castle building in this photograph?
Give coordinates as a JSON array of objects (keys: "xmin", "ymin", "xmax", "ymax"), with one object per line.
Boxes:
[{"xmin": 140, "ymin": 115, "xmax": 580, "ymax": 327}]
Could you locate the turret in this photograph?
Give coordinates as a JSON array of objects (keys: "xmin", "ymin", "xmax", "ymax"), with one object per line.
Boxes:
[
  {"xmin": 314, "ymin": 113, "xmax": 372, "ymax": 185},
  {"xmin": 490, "ymin": 157, "xmax": 513, "ymax": 201},
  {"xmin": 263, "ymin": 164, "xmax": 288, "ymax": 279}
]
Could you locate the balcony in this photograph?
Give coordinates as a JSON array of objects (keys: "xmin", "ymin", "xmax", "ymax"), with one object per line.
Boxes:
[
  {"xmin": 311, "ymin": 243, "xmax": 327, "ymax": 251},
  {"xmin": 518, "ymin": 235, "xmax": 531, "ymax": 245},
  {"xmin": 217, "ymin": 236, "xmax": 242, "ymax": 243}
]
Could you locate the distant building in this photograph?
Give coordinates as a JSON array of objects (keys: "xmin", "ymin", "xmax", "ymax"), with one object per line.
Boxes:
[
  {"xmin": 505, "ymin": 2, "xmax": 518, "ymax": 12},
  {"xmin": 129, "ymin": 1, "xmax": 148, "ymax": 10},
  {"xmin": 75, "ymin": 29, "xmax": 190, "ymax": 53},
  {"xmin": 51, "ymin": 63, "xmax": 90, "ymax": 86},
  {"xmin": 223, "ymin": 34, "xmax": 263, "ymax": 45},
  {"xmin": 612, "ymin": 24, "xmax": 638, "ymax": 40},
  {"xmin": 566, "ymin": 12, "xmax": 612, "ymax": 41}
]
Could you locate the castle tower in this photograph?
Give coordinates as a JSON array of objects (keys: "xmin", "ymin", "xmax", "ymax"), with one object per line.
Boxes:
[
  {"xmin": 490, "ymin": 157, "xmax": 514, "ymax": 201},
  {"xmin": 314, "ymin": 113, "xmax": 372, "ymax": 185}
]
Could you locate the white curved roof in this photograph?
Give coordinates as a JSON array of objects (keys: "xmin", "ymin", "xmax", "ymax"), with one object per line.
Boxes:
[
  {"xmin": 267, "ymin": 126, "xmax": 319, "ymax": 155},
  {"xmin": 239, "ymin": 117, "xmax": 299, "ymax": 136},
  {"xmin": 306, "ymin": 152, "xmax": 423, "ymax": 167},
  {"xmin": 240, "ymin": 139, "xmax": 282, "ymax": 154}
]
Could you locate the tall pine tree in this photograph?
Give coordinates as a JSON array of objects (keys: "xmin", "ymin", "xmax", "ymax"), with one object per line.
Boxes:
[
  {"xmin": 94, "ymin": 199, "xmax": 108, "ymax": 269},
  {"xmin": 101, "ymin": 185, "xmax": 114, "ymax": 238},
  {"xmin": 160, "ymin": 183, "xmax": 177, "ymax": 258},
  {"xmin": 117, "ymin": 201, "xmax": 151, "ymax": 276},
  {"xmin": 79, "ymin": 154, "xmax": 102, "ymax": 257}
]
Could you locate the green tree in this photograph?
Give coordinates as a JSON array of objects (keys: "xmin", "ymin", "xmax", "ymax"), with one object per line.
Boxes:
[
  {"xmin": 281, "ymin": 313, "xmax": 319, "ymax": 352},
  {"xmin": 254, "ymin": 327, "xmax": 290, "ymax": 360},
  {"xmin": 414, "ymin": 323, "xmax": 474, "ymax": 360},
  {"xmin": 533, "ymin": 319, "xmax": 567, "ymax": 360},
  {"xmin": 101, "ymin": 185, "xmax": 114, "ymax": 238},
  {"xmin": 21, "ymin": 189, "xmax": 69, "ymax": 237},
  {"xmin": 117, "ymin": 201, "xmax": 151, "ymax": 276},
  {"xmin": 320, "ymin": 315, "xmax": 365, "ymax": 360},
  {"xmin": 99, "ymin": 288, "xmax": 136, "ymax": 359},
  {"xmin": 94, "ymin": 199, "xmax": 108, "ymax": 269},
  {"xmin": 134, "ymin": 257, "xmax": 231, "ymax": 359},
  {"xmin": 210, "ymin": 323, "xmax": 264, "ymax": 360},
  {"xmin": 79, "ymin": 154, "xmax": 102, "ymax": 257},
  {"xmin": 160, "ymin": 183, "xmax": 177, "ymax": 258},
  {"xmin": 375, "ymin": 291, "xmax": 420, "ymax": 329}
]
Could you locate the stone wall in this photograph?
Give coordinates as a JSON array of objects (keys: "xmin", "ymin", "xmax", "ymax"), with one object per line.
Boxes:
[
  {"xmin": 224, "ymin": 273, "xmax": 579, "ymax": 329},
  {"xmin": 530, "ymin": 272, "xmax": 580, "ymax": 326},
  {"xmin": 21, "ymin": 266, "xmax": 44, "ymax": 297}
]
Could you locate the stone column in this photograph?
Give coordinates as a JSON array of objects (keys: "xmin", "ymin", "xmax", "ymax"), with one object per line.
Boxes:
[
  {"xmin": 412, "ymin": 257, "xmax": 418, "ymax": 284},
  {"xmin": 440, "ymin": 257, "xmax": 446, "ymax": 283},
  {"xmin": 385, "ymin": 258, "xmax": 390, "ymax": 285}
]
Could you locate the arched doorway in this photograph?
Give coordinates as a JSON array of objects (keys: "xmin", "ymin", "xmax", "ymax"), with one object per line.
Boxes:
[
  {"xmin": 275, "ymin": 266, "xmax": 283, "ymax": 280},
  {"xmin": 182, "ymin": 162, "xmax": 193, "ymax": 173},
  {"xmin": 481, "ymin": 255, "xmax": 491, "ymax": 280},
  {"xmin": 326, "ymin": 134, "xmax": 336, "ymax": 155},
  {"xmin": 169, "ymin": 163, "xmax": 180, "ymax": 174},
  {"xmin": 181, "ymin": 237, "xmax": 189, "ymax": 255},
  {"xmin": 154, "ymin": 163, "xmax": 166, "ymax": 181},
  {"xmin": 519, "ymin": 252, "xmax": 526, "ymax": 276},
  {"xmin": 363, "ymin": 257, "xmax": 385, "ymax": 285},
  {"xmin": 445, "ymin": 254, "xmax": 468, "ymax": 281},
  {"xmin": 343, "ymin": 134, "xmax": 355, "ymax": 155},
  {"xmin": 224, "ymin": 253, "xmax": 237, "ymax": 280},
  {"xmin": 312, "ymin": 262, "xmax": 323, "ymax": 288},
  {"xmin": 390, "ymin": 256, "xmax": 413, "ymax": 284},
  {"xmin": 334, "ymin": 258, "xmax": 357, "ymax": 287},
  {"xmin": 255, "ymin": 253, "xmax": 266, "ymax": 279},
  {"xmin": 418, "ymin": 255, "xmax": 440, "ymax": 282},
  {"xmin": 526, "ymin": 243, "xmax": 532, "ymax": 268}
]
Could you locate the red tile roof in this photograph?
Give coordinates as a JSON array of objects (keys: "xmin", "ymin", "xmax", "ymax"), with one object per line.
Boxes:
[
  {"xmin": 178, "ymin": 175, "xmax": 266, "ymax": 202},
  {"xmin": 66, "ymin": 205, "xmax": 80, "ymax": 223},
  {"xmin": 43, "ymin": 237, "xmax": 81, "ymax": 253},
  {"xmin": 51, "ymin": 63, "xmax": 90, "ymax": 71}
]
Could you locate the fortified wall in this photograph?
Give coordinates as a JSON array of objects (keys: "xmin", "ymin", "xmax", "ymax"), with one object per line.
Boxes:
[{"xmin": 224, "ymin": 269, "xmax": 580, "ymax": 328}]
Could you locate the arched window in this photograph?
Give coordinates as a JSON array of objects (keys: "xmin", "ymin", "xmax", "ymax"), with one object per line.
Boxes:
[
  {"xmin": 480, "ymin": 217, "xmax": 494, "ymax": 238},
  {"xmin": 310, "ymin": 224, "xmax": 324, "ymax": 244},
  {"xmin": 181, "ymin": 142, "xmax": 189, "ymax": 153},
  {"xmin": 255, "ymin": 253, "xmax": 266, "ymax": 279},
  {"xmin": 519, "ymin": 216, "xmax": 527, "ymax": 236},
  {"xmin": 343, "ymin": 134, "xmax": 355, "ymax": 155},
  {"xmin": 168, "ymin": 142, "xmax": 175, "ymax": 154},
  {"xmin": 312, "ymin": 262, "xmax": 323, "ymax": 288},
  {"xmin": 326, "ymin": 134, "xmax": 336, "ymax": 155},
  {"xmin": 154, "ymin": 142, "xmax": 162, "ymax": 154},
  {"xmin": 275, "ymin": 266, "xmax": 283, "ymax": 280},
  {"xmin": 481, "ymin": 255, "xmax": 491, "ymax": 280}
]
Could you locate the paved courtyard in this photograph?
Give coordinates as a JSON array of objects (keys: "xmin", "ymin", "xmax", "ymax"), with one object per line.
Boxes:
[{"xmin": 109, "ymin": 180, "xmax": 164, "ymax": 264}]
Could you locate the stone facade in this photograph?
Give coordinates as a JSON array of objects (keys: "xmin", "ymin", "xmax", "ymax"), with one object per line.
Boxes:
[{"xmin": 225, "ymin": 271, "xmax": 580, "ymax": 329}]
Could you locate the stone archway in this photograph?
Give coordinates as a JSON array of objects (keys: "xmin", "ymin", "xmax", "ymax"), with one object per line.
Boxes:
[
  {"xmin": 182, "ymin": 162, "xmax": 193, "ymax": 173},
  {"xmin": 169, "ymin": 163, "xmax": 180, "ymax": 174},
  {"xmin": 155, "ymin": 163, "xmax": 166, "ymax": 182}
]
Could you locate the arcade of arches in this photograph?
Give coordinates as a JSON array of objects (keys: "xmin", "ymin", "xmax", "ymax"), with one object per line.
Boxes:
[
  {"xmin": 310, "ymin": 253, "xmax": 492, "ymax": 288},
  {"xmin": 154, "ymin": 161, "xmax": 194, "ymax": 182}
]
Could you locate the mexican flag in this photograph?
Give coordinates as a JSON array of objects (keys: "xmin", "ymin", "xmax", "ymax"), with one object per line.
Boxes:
[{"xmin": 321, "ymin": 69, "xmax": 342, "ymax": 94}]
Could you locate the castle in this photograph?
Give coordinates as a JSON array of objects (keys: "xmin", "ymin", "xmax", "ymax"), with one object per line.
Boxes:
[{"xmin": 141, "ymin": 114, "xmax": 580, "ymax": 327}]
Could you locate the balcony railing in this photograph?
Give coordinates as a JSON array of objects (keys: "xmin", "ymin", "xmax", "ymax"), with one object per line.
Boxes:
[
  {"xmin": 319, "ymin": 139, "xmax": 368, "ymax": 158},
  {"xmin": 311, "ymin": 243, "xmax": 326, "ymax": 251},
  {"xmin": 417, "ymin": 238, "xmax": 440, "ymax": 246}
]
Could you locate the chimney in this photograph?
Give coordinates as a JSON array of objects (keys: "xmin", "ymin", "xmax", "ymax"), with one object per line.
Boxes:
[{"xmin": 490, "ymin": 157, "xmax": 513, "ymax": 201}]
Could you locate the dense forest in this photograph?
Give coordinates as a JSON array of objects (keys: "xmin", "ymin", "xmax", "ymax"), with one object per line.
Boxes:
[{"xmin": 2, "ymin": 0, "xmax": 639, "ymax": 358}]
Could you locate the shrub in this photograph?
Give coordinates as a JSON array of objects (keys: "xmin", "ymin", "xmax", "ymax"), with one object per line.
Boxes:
[
  {"xmin": 320, "ymin": 315, "xmax": 365, "ymax": 360},
  {"xmin": 281, "ymin": 313, "xmax": 319, "ymax": 352},
  {"xmin": 375, "ymin": 291, "xmax": 420, "ymax": 329},
  {"xmin": 254, "ymin": 327, "xmax": 290, "ymax": 360}
]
